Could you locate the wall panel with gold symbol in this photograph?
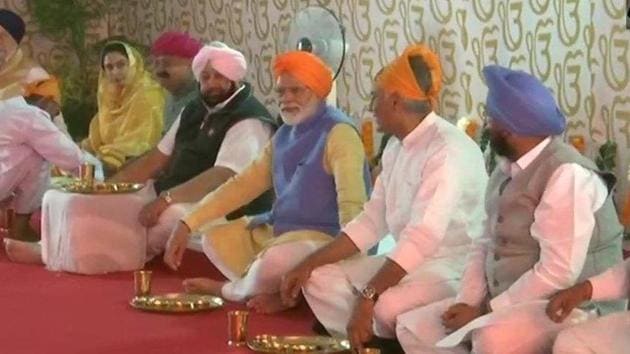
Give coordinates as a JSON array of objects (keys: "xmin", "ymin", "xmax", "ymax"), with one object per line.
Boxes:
[
  {"xmin": 114, "ymin": 1, "xmax": 629, "ymax": 182},
  {"xmin": 3, "ymin": 0, "xmax": 629, "ymax": 193}
]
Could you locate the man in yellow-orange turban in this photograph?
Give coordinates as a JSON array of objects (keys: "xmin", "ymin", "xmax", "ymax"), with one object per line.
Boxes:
[
  {"xmin": 162, "ymin": 50, "xmax": 370, "ymax": 315},
  {"xmin": 281, "ymin": 44, "xmax": 488, "ymax": 351}
]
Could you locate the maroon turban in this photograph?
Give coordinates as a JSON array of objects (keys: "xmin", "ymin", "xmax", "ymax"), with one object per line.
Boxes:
[{"xmin": 150, "ymin": 31, "xmax": 202, "ymax": 59}]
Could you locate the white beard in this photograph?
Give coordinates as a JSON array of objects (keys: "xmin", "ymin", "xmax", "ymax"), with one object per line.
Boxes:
[
  {"xmin": 280, "ymin": 101, "xmax": 320, "ymax": 126},
  {"xmin": 279, "ymin": 112, "xmax": 307, "ymax": 126}
]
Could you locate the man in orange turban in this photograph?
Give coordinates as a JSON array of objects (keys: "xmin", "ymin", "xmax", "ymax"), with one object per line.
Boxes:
[
  {"xmin": 281, "ymin": 44, "xmax": 487, "ymax": 351},
  {"xmin": 272, "ymin": 50, "xmax": 333, "ymax": 125},
  {"xmin": 162, "ymin": 50, "xmax": 370, "ymax": 315}
]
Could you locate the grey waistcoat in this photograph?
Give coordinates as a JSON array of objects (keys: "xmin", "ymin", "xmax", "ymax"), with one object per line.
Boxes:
[{"xmin": 485, "ymin": 137, "xmax": 624, "ymax": 315}]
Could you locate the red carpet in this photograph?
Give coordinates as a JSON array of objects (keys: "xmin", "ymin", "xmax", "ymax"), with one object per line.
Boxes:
[{"xmin": 0, "ymin": 248, "xmax": 315, "ymax": 354}]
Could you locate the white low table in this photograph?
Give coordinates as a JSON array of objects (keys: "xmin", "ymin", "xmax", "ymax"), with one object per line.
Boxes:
[{"xmin": 41, "ymin": 188, "xmax": 148, "ymax": 274}]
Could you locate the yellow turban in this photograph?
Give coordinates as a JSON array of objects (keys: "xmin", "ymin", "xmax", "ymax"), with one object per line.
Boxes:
[
  {"xmin": 24, "ymin": 76, "xmax": 61, "ymax": 105},
  {"xmin": 377, "ymin": 44, "xmax": 442, "ymax": 108},
  {"xmin": 273, "ymin": 51, "xmax": 332, "ymax": 99}
]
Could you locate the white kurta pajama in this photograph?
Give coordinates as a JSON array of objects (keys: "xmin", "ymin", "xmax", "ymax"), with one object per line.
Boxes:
[
  {"xmin": 553, "ymin": 259, "xmax": 630, "ymax": 354},
  {"xmin": 304, "ymin": 112, "xmax": 488, "ymax": 338},
  {"xmin": 397, "ymin": 138, "xmax": 612, "ymax": 354},
  {"xmin": 0, "ymin": 96, "xmax": 84, "ymax": 213}
]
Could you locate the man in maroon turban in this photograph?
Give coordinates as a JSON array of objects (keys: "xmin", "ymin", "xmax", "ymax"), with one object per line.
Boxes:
[{"xmin": 149, "ymin": 31, "xmax": 202, "ymax": 132}]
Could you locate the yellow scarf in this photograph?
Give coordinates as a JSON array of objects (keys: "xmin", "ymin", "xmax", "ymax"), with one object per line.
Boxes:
[
  {"xmin": 0, "ymin": 49, "xmax": 49, "ymax": 100},
  {"xmin": 82, "ymin": 42, "xmax": 165, "ymax": 170}
]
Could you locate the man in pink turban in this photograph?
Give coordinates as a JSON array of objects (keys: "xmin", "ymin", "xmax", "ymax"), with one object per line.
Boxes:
[
  {"xmin": 107, "ymin": 41, "xmax": 276, "ymax": 264},
  {"xmin": 150, "ymin": 31, "xmax": 202, "ymax": 132}
]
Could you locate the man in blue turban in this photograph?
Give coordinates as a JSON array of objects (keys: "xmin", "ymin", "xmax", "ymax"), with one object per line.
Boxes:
[
  {"xmin": 484, "ymin": 64, "xmax": 565, "ymax": 157},
  {"xmin": 396, "ymin": 65, "xmax": 624, "ymax": 353}
]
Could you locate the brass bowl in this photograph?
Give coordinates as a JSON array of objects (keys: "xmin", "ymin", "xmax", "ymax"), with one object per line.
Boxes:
[
  {"xmin": 58, "ymin": 181, "xmax": 144, "ymax": 194},
  {"xmin": 248, "ymin": 334, "xmax": 351, "ymax": 353},
  {"xmin": 130, "ymin": 293, "xmax": 224, "ymax": 313}
]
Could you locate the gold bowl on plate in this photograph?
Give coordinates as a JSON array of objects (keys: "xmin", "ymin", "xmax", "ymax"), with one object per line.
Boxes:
[
  {"xmin": 57, "ymin": 181, "xmax": 144, "ymax": 195},
  {"xmin": 248, "ymin": 335, "xmax": 351, "ymax": 353},
  {"xmin": 130, "ymin": 293, "xmax": 224, "ymax": 313}
]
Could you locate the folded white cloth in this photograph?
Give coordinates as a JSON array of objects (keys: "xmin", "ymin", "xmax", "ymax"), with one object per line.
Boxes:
[{"xmin": 41, "ymin": 188, "xmax": 147, "ymax": 274}]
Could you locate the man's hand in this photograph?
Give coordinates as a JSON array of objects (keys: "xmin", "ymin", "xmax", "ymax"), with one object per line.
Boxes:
[
  {"xmin": 163, "ymin": 221, "xmax": 191, "ymax": 271},
  {"xmin": 347, "ymin": 298, "xmax": 375, "ymax": 349},
  {"xmin": 441, "ymin": 303, "xmax": 483, "ymax": 332},
  {"xmin": 280, "ymin": 263, "xmax": 314, "ymax": 306},
  {"xmin": 138, "ymin": 197, "xmax": 169, "ymax": 227},
  {"xmin": 546, "ymin": 281, "xmax": 593, "ymax": 323}
]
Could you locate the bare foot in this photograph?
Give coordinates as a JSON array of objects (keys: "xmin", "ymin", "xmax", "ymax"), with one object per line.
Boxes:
[
  {"xmin": 182, "ymin": 277, "xmax": 225, "ymax": 296},
  {"xmin": 246, "ymin": 292, "xmax": 298, "ymax": 314},
  {"xmin": 3, "ymin": 239, "xmax": 43, "ymax": 264}
]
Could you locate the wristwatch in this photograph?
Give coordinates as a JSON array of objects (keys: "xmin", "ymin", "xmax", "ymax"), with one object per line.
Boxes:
[
  {"xmin": 160, "ymin": 190, "xmax": 174, "ymax": 205},
  {"xmin": 360, "ymin": 285, "xmax": 379, "ymax": 302}
]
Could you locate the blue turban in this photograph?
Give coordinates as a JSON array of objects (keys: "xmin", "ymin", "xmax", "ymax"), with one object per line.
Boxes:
[
  {"xmin": 0, "ymin": 9, "xmax": 25, "ymax": 44},
  {"xmin": 483, "ymin": 65, "xmax": 565, "ymax": 136}
]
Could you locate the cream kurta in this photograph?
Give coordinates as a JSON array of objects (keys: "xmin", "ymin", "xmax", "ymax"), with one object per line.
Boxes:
[{"xmin": 303, "ymin": 112, "xmax": 488, "ymax": 338}]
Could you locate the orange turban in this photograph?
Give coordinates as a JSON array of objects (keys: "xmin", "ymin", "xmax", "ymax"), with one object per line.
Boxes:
[
  {"xmin": 377, "ymin": 44, "xmax": 442, "ymax": 108},
  {"xmin": 24, "ymin": 77, "xmax": 61, "ymax": 105},
  {"xmin": 273, "ymin": 51, "xmax": 332, "ymax": 99}
]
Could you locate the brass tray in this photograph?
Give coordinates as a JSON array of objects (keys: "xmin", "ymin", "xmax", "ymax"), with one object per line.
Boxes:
[
  {"xmin": 130, "ymin": 293, "xmax": 224, "ymax": 313},
  {"xmin": 57, "ymin": 181, "xmax": 144, "ymax": 194},
  {"xmin": 248, "ymin": 335, "xmax": 351, "ymax": 353}
]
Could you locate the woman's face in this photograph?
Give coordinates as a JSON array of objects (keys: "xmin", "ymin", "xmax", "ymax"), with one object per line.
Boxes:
[{"xmin": 102, "ymin": 51, "xmax": 130, "ymax": 87}]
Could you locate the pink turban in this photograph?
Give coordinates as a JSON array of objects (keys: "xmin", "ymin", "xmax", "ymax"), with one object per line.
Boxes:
[
  {"xmin": 150, "ymin": 31, "xmax": 202, "ymax": 59},
  {"xmin": 191, "ymin": 43, "xmax": 247, "ymax": 82}
]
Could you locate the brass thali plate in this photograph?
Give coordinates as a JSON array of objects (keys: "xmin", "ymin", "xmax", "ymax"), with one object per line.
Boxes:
[
  {"xmin": 57, "ymin": 181, "xmax": 144, "ymax": 194},
  {"xmin": 130, "ymin": 293, "xmax": 224, "ymax": 313},
  {"xmin": 248, "ymin": 335, "xmax": 351, "ymax": 353}
]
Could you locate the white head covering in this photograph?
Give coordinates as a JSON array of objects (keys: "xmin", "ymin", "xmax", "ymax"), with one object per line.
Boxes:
[{"xmin": 191, "ymin": 42, "xmax": 247, "ymax": 82}]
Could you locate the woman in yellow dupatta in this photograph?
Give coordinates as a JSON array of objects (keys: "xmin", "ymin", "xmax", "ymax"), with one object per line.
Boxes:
[{"xmin": 81, "ymin": 41, "xmax": 165, "ymax": 173}]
